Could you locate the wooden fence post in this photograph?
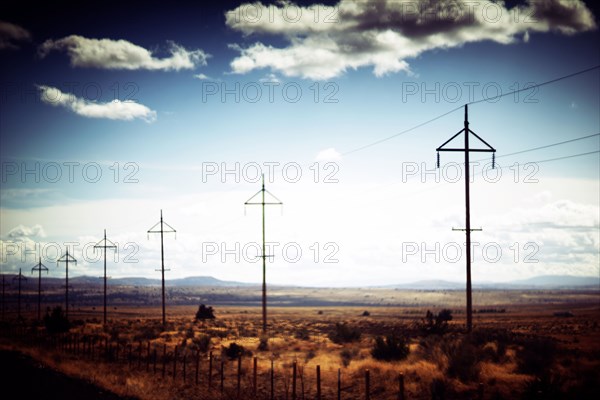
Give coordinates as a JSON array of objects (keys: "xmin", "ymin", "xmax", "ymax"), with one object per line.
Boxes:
[
  {"xmin": 237, "ymin": 355, "xmax": 242, "ymax": 398},
  {"xmin": 398, "ymin": 373, "xmax": 405, "ymax": 400},
  {"xmin": 292, "ymin": 361, "xmax": 297, "ymax": 400},
  {"xmin": 173, "ymin": 345, "xmax": 178, "ymax": 381},
  {"xmin": 365, "ymin": 369, "xmax": 370, "ymax": 400},
  {"xmin": 253, "ymin": 357, "xmax": 258, "ymax": 396},
  {"xmin": 316, "ymin": 365, "xmax": 321, "ymax": 400},
  {"xmin": 338, "ymin": 368, "xmax": 341, "ymax": 400},
  {"xmin": 195, "ymin": 350, "xmax": 200, "ymax": 385},
  {"xmin": 208, "ymin": 351, "xmax": 213, "ymax": 389}
]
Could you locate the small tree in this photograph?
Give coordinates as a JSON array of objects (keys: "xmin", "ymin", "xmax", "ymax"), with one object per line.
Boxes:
[
  {"xmin": 195, "ymin": 304, "xmax": 215, "ymax": 320},
  {"xmin": 371, "ymin": 334, "xmax": 410, "ymax": 361},
  {"xmin": 422, "ymin": 309, "xmax": 453, "ymax": 334},
  {"xmin": 328, "ymin": 323, "xmax": 361, "ymax": 344},
  {"xmin": 44, "ymin": 306, "xmax": 70, "ymax": 334}
]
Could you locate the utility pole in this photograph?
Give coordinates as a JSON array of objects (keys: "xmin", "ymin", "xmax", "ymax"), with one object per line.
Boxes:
[
  {"xmin": 31, "ymin": 257, "xmax": 49, "ymax": 321},
  {"xmin": 57, "ymin": 248, "xmax": 77, "ymax": 319},
  {"xmin": 245, "ymin": 174, "xmax": 283, "ymax": 334},
  {"xmin": 1, "ymin": 274, "xmax": 9, "ymax": 321},
  {"xmin": 436, "ymin": 104, "xmax": 496, "ymax": 332},
  {"xmin": 12, "ymin": 268, "xmax": 27, "ymax": 320},
  {"xmin": 94, "ymin": 230, "xmax": 116, "ymax": 325},
  {"xmin": 148, "ymin": 210, "xmax": 176, "ymax": 328}
]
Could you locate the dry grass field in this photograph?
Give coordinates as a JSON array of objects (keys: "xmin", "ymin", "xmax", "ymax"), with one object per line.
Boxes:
[{"xmin": 1, "ymin": 288, "xmax": 599, "ymax": 399}]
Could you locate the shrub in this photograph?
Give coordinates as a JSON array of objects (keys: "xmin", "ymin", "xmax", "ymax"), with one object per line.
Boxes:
[
  {"xmin": 340, "ymin": 348, "xmax": 355, "ymax": 367},
  {"xmin": 222, "ymin": 342, "xmax": 251, "ymax": 360},
  {"xmin": 257, "ymin": 336, "xmax": 269, "ymax": 351},
  {"xmin": 517, "ymin": 337, "xmax": 557, "ymax": 376},
  {"xmin": 193, "ymin": 334, "xmax": 212, "ymax": 352},
  {"xmin": 328, "ymin": 323, "xmax": 361, "ymax": 344},
  {"xmin": 43, "ymin": 306, "xmax": 70, "ymax": 334},
  {"xmin": 294, "ymin": 327, "xmax": 310, "ymax": 340},
  {"xmin": 195, "ymin": 304, "xmax": 215, "ymax": 320},
  {"xmin": 371, "ymin": 334, "xmax": 410, "ymax": 361},
  {"xmin": 362, "ymin": 310, "xmax": 370, "ymax": 317},
  {"xmin": 421, "ymin": 309, "xmax": 453, "ymax": 335},
  {"xmin": 444, "ymin": 337, "xmax": 480, "ymax": 382}
]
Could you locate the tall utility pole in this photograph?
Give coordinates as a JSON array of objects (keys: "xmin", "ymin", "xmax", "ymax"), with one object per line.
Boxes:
[
  {"xmin": 31, "ymin": 257, "xmax": 49, "ymax": 321},
  {"xmin": 57, "ymin": 248, "xmax": 77, "ymax": 319},
  {"xmin": 245, "ymin": 174, "xmax": 283, "ymax": 333},
  {"xmin": 12, "ymin": 268, "xmax": 27, "ymax": 320},
  {"xmin": 148, "ymin": 210, "xmax": 176, "ymax": 327},
  {"xmin": 436, "ymin": 104, "xmax": 496, "ymax": 332},
  {"xmin": 94, "ymin": 230, "xmax": 116, "ymax": 325}
]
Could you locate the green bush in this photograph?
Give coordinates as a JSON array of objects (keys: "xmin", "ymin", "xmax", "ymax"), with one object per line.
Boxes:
[
  {"xmin": 193, "ymin": 334, "xmax": 212, "ymax": 352},
  {"xmin": 444, "ymin": 337, "xmax": 480, "ymax": 382},
  {"xmin": 328, "ymin": 323, "xmax": 361, "ymax": 344},
  {"xmin": 195, "ymin": 304, "xmax": 215, "ymax": 320},
  {"xmin": 371, "ymin": 334, "xmax": 410, "ymax": 361},
  {"xmin": 421, "ymin": 309, "xmax": 453, "ymax": 335},
  {"xmin": 222, "ymin": 342, "xmax": 251, "ymax": 360},
  {"xmin": 517, "ymin": 337, "xmax": 557, "ymax": 376},
  {"xmin": 43, "ymin": 306, "xmax": 70, "ymax": 334}
]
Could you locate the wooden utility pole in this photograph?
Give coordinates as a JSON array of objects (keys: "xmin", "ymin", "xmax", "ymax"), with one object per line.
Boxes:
[
  {"xmin": 245, "ymin": 174, "xmax": 283, "ymax": 333},
  {"xmin": 57, "ymin": 248, "xmax": 77, "ymax": 319},
  {"xmin": 31, "ymin": 257, "xmax": 49, "ymax": 320},
  {"xmin": 436, "ymin": 104, "xmax": 496, "ymax": 332},
  {"xmin": 148, "ymin": 210, "xmax": 176, "ymax": 327},
  {"xmin": 13, "ymin": 268, "xmax": 27, "ymax": 319},
  {"xmin": 94, "ymin": 230, "xmax": 116, "ymax": 325}
]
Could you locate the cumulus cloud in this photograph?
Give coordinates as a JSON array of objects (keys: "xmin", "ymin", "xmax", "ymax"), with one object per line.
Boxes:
[
  {"xmin": 37, "ymin": 85, "xmax": 157, "ymax": 122},
  {"xmin": 38, "ymin": 35, "xmax": 209, "ymax": 71},
  {"xmin": 7, "ymin": 224, "xmax": 46, "ymax": 240},
  {"xmin": 0, "ymin": 21, "xmax": 31, "ymax": 50},
  {"xmin": 226, "ymin": 0, "xmax": 597, "ymax": 79},
  {"xmin": 316, "ymin": 147, "xmax": 342, "ymax": 161}
]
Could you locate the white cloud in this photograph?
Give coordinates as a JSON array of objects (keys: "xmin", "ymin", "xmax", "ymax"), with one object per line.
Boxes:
[
  {"xmin": 193, "ymin": 73, "xmax": 211, "ymax": 80},
  {"xmin": 39, "ymin": 35, "xmax": 209, "ymax": 71},
  {"xmin": 0, "ymin": 21, "xmax": 31, "ymax": 50},
  {"xmin": 226, "ymin": 0, "xmax": 597, "ymax": 79},
  {"xmin": 315, "ymin": 148, "xmax": 342, "ymax": 161},
  {"xmin": 6, "ymin": 224, "xmax": 46, "ymax": 240},
  {"xmin": 38, "ymin": 85, "xmax": 157, "ymax": 122}
]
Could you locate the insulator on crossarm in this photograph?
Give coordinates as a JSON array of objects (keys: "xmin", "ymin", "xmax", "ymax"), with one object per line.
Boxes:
[
  {"xmin": 492, "ymin": 153, "xmax": 496, "ymax": 169},
  {"xmin": 436, "ymin": 152, "xmax": 440, "ymax": 169}
]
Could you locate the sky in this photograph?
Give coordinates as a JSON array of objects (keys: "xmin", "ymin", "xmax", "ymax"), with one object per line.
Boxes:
[{"xmin": 0, "ymin": 0, "xmax": 599, "ymax": 287}]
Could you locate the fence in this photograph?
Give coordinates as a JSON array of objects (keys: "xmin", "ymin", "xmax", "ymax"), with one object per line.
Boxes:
[{"xmin": 0, "ymin": 323, "xmax": 486, "ymax": 400}]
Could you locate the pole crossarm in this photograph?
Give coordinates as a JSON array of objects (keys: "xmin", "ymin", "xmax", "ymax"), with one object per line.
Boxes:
[{"xmin": 31, "ymin": 257, "xmax": 49, "ymax": 274}]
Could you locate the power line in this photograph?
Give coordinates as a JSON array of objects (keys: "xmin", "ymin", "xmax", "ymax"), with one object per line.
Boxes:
[
  {"xmin": 520, "ymin": 149, "xmax": 599, "ymax": 165},
  {"xmin": 342, "ymin": 105, "xmax": 463, "ymax": 156},
  {"xmin": 468, "ymin": 65, "xmax": 600, "ymax": 106},
  {"xmin": 341, "ymin": 65, "xmax": 600, "ymax": 156},
  {"xmin": 471, "ymin": 133, "xmax": 600, "ymax": 163}
]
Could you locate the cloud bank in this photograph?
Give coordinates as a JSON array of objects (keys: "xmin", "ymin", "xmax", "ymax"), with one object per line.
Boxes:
[{"xmin": 226, "ymin": 0, "xmax": 597, "ymax": 79}]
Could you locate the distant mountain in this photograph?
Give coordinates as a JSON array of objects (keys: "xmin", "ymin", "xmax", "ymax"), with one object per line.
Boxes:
[
  {"xmin": 506, "ymin": 275, "xmax": 599, "ymax": 288},
  {"xmin": 386, "ymin": 280, "xmax": 463, "ymax": 290},
  {"xmin": 383, "ymin": 275, "xmax": 599, "ymax": 290}
]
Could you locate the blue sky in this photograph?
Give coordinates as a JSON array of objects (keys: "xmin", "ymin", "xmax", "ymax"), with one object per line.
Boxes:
[{"xmin": 0, "ymin": 0, "xmax": 599, "ymax": 286}]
